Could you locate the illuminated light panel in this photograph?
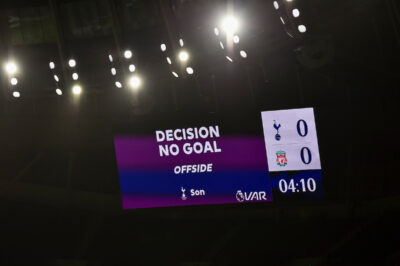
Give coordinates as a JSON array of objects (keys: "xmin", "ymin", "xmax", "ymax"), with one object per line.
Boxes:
[
  {"xmin": 186, "ymin": 67, "xmax": 194, "ymax": 75},
  {"xmin": 68, "ymin": 59, "xmax": 76, "ymax": 68},
  {"xmin": 298, "ymin": 24, "xmax": 307, "ymax": 33},
  {"xmin": 10, "ymin": 77, "xmax": 18, "ymax": 86},
  {"xmin": 124, "ymin": 50, "xmax": 132, "ymax": 59}
]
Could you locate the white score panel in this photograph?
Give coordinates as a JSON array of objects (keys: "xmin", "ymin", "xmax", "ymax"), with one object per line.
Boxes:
[{"xmin": 261, "ymin": 108, "xmax": 321, "ymax": 172}]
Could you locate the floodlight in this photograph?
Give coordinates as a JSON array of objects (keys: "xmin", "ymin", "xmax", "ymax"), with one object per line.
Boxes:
[
  {"xmin": 10, "ymin": 77, "xmax": 18, "ymax": 85},
  {"xmin": 129, "ymin": 75, "xmax": 141, "ymax": 89},
  {"xmin": 5, "ymin": 62, "xmax": 17, "ymax": 75},
  {"xmin": 178, "ymin": 51, "xmax": 189, "ymax": 62},
  {"xmin": 124, "ymin": 50, "xmax": 132, "ymax": 59},
  {"xmin": 298, "ymin": 25, "xmax": 307, "ymax": 33},
  {"xmin": 68, "ymin": 59, "xmax": 76, "ymax": 68},
  {"xmin": 72, "ymin": 85, "xmax": 82, "ymax": 95},
  {"xmin": 186, "ymin": 67, "xmax": 194, "ymax": 75},
  {"xmin": 221, "ymin": 16, "xmax": 239, "ymax": 34}
]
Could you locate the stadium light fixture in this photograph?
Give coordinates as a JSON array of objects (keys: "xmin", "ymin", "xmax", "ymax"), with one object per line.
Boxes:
[
  {"xmin": 221, "ymin": 16, "xmax": 239, "ymax": 35},
  {"xmin": 178, "ymin": 51, "xmax": 189, "ymax": 62},
  {"xmin": 5, "ymin": 61, "xmax": 17, "ymax": 75},
  {"xmin": 129, "ymin": 75, "xmax": 141, "ymax": 89},
  {"xmin": 68, "ymin": 59, "xmax": 76, "ymax": 68},
  {"xmin": 124, "ymin": 50, "xmax": 132, "ymax": 59},
  {"xmin": 72, "ymin": 85, "xmax": 82, "ymax": 95}
]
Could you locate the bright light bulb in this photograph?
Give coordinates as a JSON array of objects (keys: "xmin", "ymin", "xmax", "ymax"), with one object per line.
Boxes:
[
  {"xmin": 124, "ymin": 50, "xmax": 132, "ymax": 59},
  {"xmin": 10, "ymin": 77, "xmax": 18, "ymax": 85},
  {"xmin": 111, "ymin": 68, "xmax": 116, "ymax": 75},
  {"xmin": 186, "ymin": 67, "xmax": 194, "ymax": 75},
  {"xmin": 56, "ymin": 88, "xmax": 62, "ymax": 95},
  {"xmin": 129, "ymin": 64, "xmax": 136, "ymax": 72},
  {"xmin": 280, "ymin": 17, "xmax": 285, "ymax": 24},
  {"xmin": 129, "ymin": 76, "xmax": 141, "ymax": 89},
  {"xmin": 220, "ymin": 41, "xmax": 224, "ymax": 49},
  {"xmin": 72, "ymin": 73, "xmax": 78, "ymax": 80},
  {"xmin": 298, "ymin": 25, "xmax": 307, "ymax": 33},
  {"xmin": 292, "ymin": 9, "xmax": 300, "ymax": 17},
  {"xmin": 13, "ymin": 91, "xmax": 20, "ymax": 98},
  {"xmin": 115, "ymin": 81, "xmax": 122, "ymax": 88},
  {"xmin": 273, "ymin": 1, "xmax": 279, "ymax": 9},
  {"xmin": 54, "ymin": 75, "xmax": 59, "ymax": 82},
  {"xmin": 233, "ymin": 35, "xmax": 240, "ymax": 43},
  {"xmin": 5, "ymin": 62, "xmax": 17, "ymax": 75},
  {"xmin": 68, "ymin": 59, "xmax": 76, "ymax": 68},
  {"xmin": 226, "ymin": 56, "xmax": 233, "ymax": 62},
  {"xmin": 49, "ymin": 62, "xmax": 55, "ymax": 69},
  {"xmin": 179, "ymin": 39, "xmax": 184, "ymax": 47},
  {"xmin": 72, "ymin": 85, "xmax": 82, "ymax": 95},
  {"xmin": 221, "ymin": 16, "xmax": 239, "ymax": 34},
  {"xmin": 178, "ymin": 51, "xmax": 189, "ymax": 62},
  {"xmin": 172, "ymin": 71, "xmax": 178, "ymax": 78},
  {"xmin": 108, "ymin": 54, "xmax": 113, "ymax": 62},
  {"xmin": 161, "ymin": 43, "xmax": 166, "ymax": 51},
  {"xmin": 240, "ymin": 50, "xmax": 247, "ymax": 58},
  {"xmin": 166, "ymin": 57, "xmax": 172, "ymax": 64},
  {"xmin": 214, "ymin": 27, "xmax": 219, "ymax": 36}
]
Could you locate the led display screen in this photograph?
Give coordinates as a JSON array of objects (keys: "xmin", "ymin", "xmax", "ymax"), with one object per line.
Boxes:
[{"xmin": 114, "ymin": 108, "xmax": 322, "ymax": 209}]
